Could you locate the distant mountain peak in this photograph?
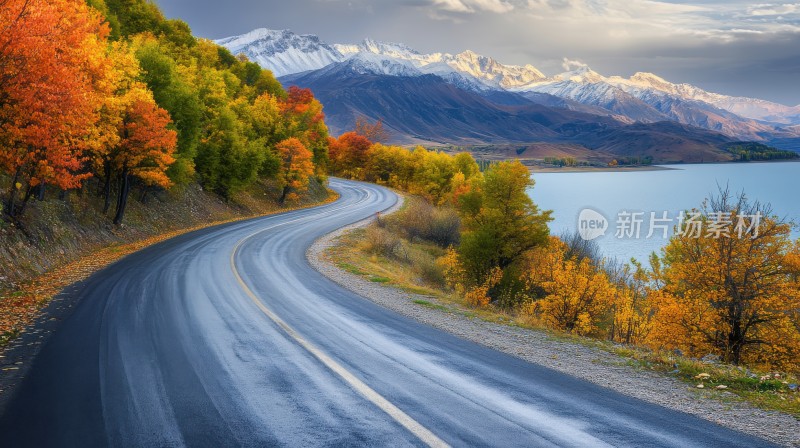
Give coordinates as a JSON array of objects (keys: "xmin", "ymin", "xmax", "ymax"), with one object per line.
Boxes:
[
  {"xmin": 216, "ymin": 27, "xmax": 343, "ymax": 77},
  {"xmin": 553, "ymin": 65, "xmax": 605, "ymax": 84},
  {"xmin": 362, "ymin": 38, "xmax": 419, "ymax": 54},
  {"xmin": 342, "ymin": 52, "xmax": 421, "ymax": 77}
]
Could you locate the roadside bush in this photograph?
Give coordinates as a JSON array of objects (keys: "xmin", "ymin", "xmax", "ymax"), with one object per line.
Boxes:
[
  {"xmin": 412, "ymin": 252, "xmax": 446, "ymax": 287},
  {"xmin": 389, "ymin": 199, "xmax": 460, "ymax": 248},
  {"xmin": 362, "ymin": 225, "xmax": 401, "ymax": 257}
]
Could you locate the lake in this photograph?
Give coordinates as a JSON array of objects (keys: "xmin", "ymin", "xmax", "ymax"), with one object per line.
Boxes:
[{"xmin": 528, "ymin": 162, "xmax": 800, "ymax": 263}]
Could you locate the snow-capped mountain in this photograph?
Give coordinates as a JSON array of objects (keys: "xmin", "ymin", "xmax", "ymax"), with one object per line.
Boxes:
[
  {"xmin": 216, "ymin": 29, "xmax": 546, "ymax": 90},
  {"xmin": 609, "ymin": 72, "xmax": 800, "ymax": 125},
  {"xmin": 514, "ymin": 68, "xmax": 781, "ymax": 139},
  {"xmin": 216, "ymin": 28, "xmax": 800, "ymax": 140},
  {"xmin": 215, "ymin": 28, "xmax": 344, "ymax": 77}
]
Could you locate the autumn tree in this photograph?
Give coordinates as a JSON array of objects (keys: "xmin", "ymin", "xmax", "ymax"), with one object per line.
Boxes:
[
  {"xmin": 328, "ymin": 132, "xmax": 373, "ymax": 178},
  {"xmin": 111, "ymin": 93, "xmax": 177, "ymax": 224},
  {"xmin": 455, "ymin": 161, "xmax": 551, "ymax": 305},
  {"xmin": 0, "ymin": 0, "xmax": 110, "ymax": 217},
  {"xmin": 409, "ymin": 149, "xmax": 459, "ymax": 205},
  {"xmin": 354, "ymin": 116, "xmax": 389, "ymax": 144},
  {"xmin": 275, "ymin": 138, "xmax": 314, "ymax": 203},
  {"xmin": 193, "ymin": 67, "xmax": 265, "ymax": 198},
  {"xmin": 607, "ymin": 259, "xmax": 655, "ymax": 344},
  {"xmin": 86, "ymin": 41, "xmax": 142, "ymax": 213},
  {"xmin": 280, "ymin": 86, "xmax": 329, "ymax": 171},
  {"xmin": 525, "ymin": 237, "xmax": 615, "ymax": 335},
  {"xmin": 134, "ymin": 36, "xmax": 202, "ymax": 185},
  {"xmin": 364, "ymin": 144, "xmax": 411, "ymax": 187},
  {"xmin": 648, "ymin": 190, "xmax": 800, "ymax": 370}
]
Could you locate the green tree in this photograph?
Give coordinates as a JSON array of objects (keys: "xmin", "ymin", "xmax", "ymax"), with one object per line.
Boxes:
[
  {"xmin": 195, "ymin": 106, "xmax": 265, "ymax": 199},
  {"xmin": 457, "ymin": 161, "xmax": 552, "ymax": 301},
  {"xmin": 135, "ymin": 38, "xmax": 201, "ymax": 185}
]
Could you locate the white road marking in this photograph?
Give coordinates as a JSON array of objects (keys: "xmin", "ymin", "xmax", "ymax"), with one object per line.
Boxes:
[{"xmin": 230, "ymin": 186, "xmax": 449, "ymax": 448}]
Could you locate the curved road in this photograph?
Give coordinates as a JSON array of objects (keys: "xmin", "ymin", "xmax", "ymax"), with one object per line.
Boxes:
[{"xmin": 0, "ymin": 179, "xmax": 774, "ymax": 447}]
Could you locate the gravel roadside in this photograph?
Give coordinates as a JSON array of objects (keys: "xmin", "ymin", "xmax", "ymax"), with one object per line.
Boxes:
[{"xmin": 306, "ymin": 196, "xmax": 800, "ymax": 447}]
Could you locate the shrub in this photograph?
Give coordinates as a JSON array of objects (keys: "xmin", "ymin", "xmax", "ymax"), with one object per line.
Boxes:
[
  {"xmin": 362, "ymin": 225, "xmax": 401, "ymax": 257},
  {"xmin": 411, "ymin": 252, "xmax": 446, "ymax": 287},
  {"xmin": 389, "ymin": 198, "xmax": 460, "ymax": 247}
]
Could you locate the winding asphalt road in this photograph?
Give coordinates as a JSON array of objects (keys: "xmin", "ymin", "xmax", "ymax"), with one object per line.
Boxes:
[{"xmin": 0, "ymin": 179, "xmax": 776, "ymax": 447}]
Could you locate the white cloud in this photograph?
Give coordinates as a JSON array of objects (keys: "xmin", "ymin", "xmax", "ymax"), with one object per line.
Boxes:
[
  {"xmin": 431, "ymin": 0, "xmax": 514, "ymax": 14},
  {"xmin": 471, "ymin": 0, "xmax": 515, "ymax": 13},
  {"xmin": 432, "ymin": 0, "xmax": 474, "ymax": 13},
  {"xmin": 748, "ymin": 3, "xmax": 799, "ymax": 16},
  {"xmin": 561, "ymin": 57, "xmax": 588, "ymax": 71}
]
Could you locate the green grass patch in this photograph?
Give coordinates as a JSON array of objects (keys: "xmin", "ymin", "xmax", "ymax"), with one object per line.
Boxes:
[
  {"xmin": 413, "ymin": 299, "xmax": 449, "ymax": 312},
  {"xmin": 369, "ymin": 276, "xmax": 391, "ymax": 283},
  {"xmin": 337, "ymin": 262, "xmax": 367, "ymax": 276}
]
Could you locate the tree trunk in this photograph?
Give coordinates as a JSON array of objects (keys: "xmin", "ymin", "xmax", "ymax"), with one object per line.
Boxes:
[
  {"xmin": 17, "ymin": 185, "xmax": 33, "ymax": 217},
  {"xmin": 113, "ymin": 168, "xmax": 130, "ymax": 225},
  {"xmin": 279, "ymin": 185, "xmax": 289, "ymax": 204},
  {"xmin": 36, "ymin": 182, "xmax": 45, "ymax": 201},
  {"xmin": 5, "ymin": 167, "xmax": 21, "ymax": 217},
  {"xmin": 102, "ymin": 161, "xmax": 112, "ymax": 213}
]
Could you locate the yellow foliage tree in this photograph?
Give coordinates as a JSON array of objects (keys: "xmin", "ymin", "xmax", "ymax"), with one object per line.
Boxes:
[
  {"xmin": 647, "ymin": 191, "xmax": 800, "ymax": 371},
  {"xmin": 607, "ymin": 260, "xmax": 656, "ymax": 344},
  {"xmin": 525, "ymin": 237, "xmax": 615, "ymax": 336},
  {"xmin": 275, "ymin": 137, "xmax": 314, "ymax": 203}
]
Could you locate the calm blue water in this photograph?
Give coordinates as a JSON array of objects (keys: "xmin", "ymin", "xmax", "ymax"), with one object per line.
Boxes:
[{"xmin": 528, "ymin": 162, "xmax": 800, "ymax": 263}]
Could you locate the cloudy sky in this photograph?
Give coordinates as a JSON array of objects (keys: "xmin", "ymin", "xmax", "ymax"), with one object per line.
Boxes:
[{"xmin": 154, "ymin": 0, "xmax": 800, "ymax": 105}]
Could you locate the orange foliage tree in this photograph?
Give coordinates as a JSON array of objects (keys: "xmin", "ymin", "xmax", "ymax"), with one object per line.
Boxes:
[
  {"xmin": 354, "ymin": 116, "xmax": 389, "ymax": 143},
  {"xmin": 328, "ymin": 132, "xmax": 373, "ymax": 178},
  {"xmin": 111, "ymin": 93, "xmax": 177, "ymax": 224},
  {"xmin": 275, "ymin": 137, "xmax": 314, "ymax": 204},
  {"xmin": 607, "ymin": 259, "xmax": 656, "ymax": 344},
  {"xmin": 279, "ymin": 86, "xmax": 328, "ymax": 171},
  {"xmin": 647, "ymin": 191, "xmax": 800, "ymax": 370},
  {"xmin": 86, "ymin": 41, "xmax": 143, "ymax": 213},
  {"xmin": 0, "ymin": 0, "xmax": 110, "ymax": 217}
]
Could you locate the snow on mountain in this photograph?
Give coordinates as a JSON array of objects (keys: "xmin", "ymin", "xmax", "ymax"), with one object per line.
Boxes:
[
  {"xmin": 549, "ymin": 66, "xmax": 606, "ymax": 84},
  {"xmin": 336, "ymin": 39, "xmax": 423, "ymax": 61},
  {"xmin": 215, "ymin": 29, "xmax": 344, "ymax": 77},
  {"xmin": 335, "ymin": 52, "xmax": 421, "ymax": 77},
  {"xmin": 511, "ymin": 67, "xmax": 671, "ymax": 123},
  {"xmin": 216, "ymin": 30, "xmax": 546, "ymax": 91},
  {"xmin": 608, "ymin": 72, "xmax": 800, "ymax": 125},
  {"xmin": 335, "ymin": 39, "xmax": 547, "ymax": 89},
  {"xmin": 443, "ymin": 50, "xmax": 546, "ymax": 89}
]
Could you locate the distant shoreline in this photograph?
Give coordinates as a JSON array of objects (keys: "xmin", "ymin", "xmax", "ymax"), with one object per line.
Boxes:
[
  {"xmin": 529, "ymin": 158, "xmax": 800, "ymax": 174},
  {"xmin": 528, "ymin": 165, "xmax": 675, "ymax": 173}
]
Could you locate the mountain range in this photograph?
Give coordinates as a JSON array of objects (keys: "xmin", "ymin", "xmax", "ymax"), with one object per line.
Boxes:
[{"xmin": 217, "ymin": 28, "xmax": 800, "ymax": 161}]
